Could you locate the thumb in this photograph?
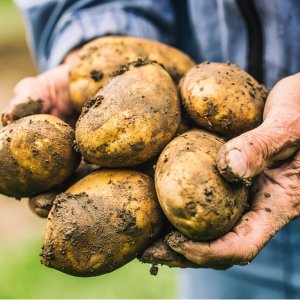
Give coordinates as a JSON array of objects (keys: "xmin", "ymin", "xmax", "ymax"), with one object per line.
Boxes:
[
  {"xmin": 216, "ymin": 120, "xmax": 300, "ymax": 180},
  {"xmin": 217, "ymin": 73, "xmax": 300, "ymax": 180}
]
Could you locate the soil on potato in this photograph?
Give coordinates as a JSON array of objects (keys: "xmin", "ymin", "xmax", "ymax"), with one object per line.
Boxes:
[
  {"xmin": 41, "ymin": 191, "xmax": 125, "ymax": 275},
  {"xmin": 110, "ymin": 58, "xmax": 164, "ymax": 77}
]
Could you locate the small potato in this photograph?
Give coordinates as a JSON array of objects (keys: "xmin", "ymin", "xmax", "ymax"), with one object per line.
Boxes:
[
  {"xmin": 69, "ymin": 36, "xmax": 195, "ymax": 110},
  {"xmin": 40, "ymin": 169, "xmax": 164, "ymax": 277},
  {"xmin": 29, "ymin": 192, "xmax": 56, "ymax": 218},
  {"xmin": 0, "ymin": 115, "xmax": 80, "ymax": 198},
  {"xmin": 180, "ymin": 62, "xmax": 267, "ymax": 137},
  {"xmin": 75, "ymin": 61, "xmax": 181, "ymax": 167},
  {"xmin": 155, "ymin": 129, "xmax": 248, "ymax": 241}
]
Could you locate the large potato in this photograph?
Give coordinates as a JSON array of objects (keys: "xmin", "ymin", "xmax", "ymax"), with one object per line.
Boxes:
[
  {"xmin": 155, "ymin": 129, "xmax": 248, "ymax": 241},
  {"xmin": 0, "ymin": 114, "xmax": 80, "ymax": 198},
  {"xmin": 180, "ymin": 62, "xmax": 267, "ymax": 137},
  {"xmin": 75, "ymin": 62, "xmax": 181, "ymax": 167},
  {"xmin": 70, "ymin": 36, "xmax": 195, "ymax": 110},
  {"xmin": 40, "ymin": 169, "xmax": 164, "ymax": 277}
]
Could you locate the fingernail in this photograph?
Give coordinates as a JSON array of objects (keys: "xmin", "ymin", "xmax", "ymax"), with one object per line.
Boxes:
[{"xmin": 225, "ymin": 149, "xmax": 248, "ymax": 179}]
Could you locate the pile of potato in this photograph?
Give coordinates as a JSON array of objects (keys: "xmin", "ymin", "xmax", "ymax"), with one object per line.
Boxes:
[{"xmin": 0, "ymin": 36, "xmax": 267, "ymax": 277}]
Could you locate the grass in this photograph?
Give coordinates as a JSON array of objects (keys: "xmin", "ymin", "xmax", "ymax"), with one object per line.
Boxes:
[{"xmin": 0, "ymin": 236, "xmax": 177, "ymax": 298}]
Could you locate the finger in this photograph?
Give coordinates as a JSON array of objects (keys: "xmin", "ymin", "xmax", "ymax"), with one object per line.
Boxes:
[
  {"xmin": 217, "ymin": 73, "xmax": 300, "ymax": 181},
  {"xmin": 139, "ymin": 238, "xmax": 198, "ymax": 268},
  {"xmin": 216, "ymin": 121, "xmax": 300, "ymax": 181},
  {"xmin": 166, "ymin": 181, "xmax": 291, "ymax": 268}
]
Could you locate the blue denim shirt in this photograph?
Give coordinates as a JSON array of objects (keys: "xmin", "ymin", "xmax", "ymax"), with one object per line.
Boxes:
[
  {"xmin": 14, "ymin": 0, "xmax": 300, "ymax": 298},
  {"xmin": 15, "ymin": 0, "xmax": 300, "ymax": 88}
]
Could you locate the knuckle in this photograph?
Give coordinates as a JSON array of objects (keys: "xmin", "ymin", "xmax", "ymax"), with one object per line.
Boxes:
[{"xmin": 240, "ymin": 131, "xmax": 271, "ymax": 168}]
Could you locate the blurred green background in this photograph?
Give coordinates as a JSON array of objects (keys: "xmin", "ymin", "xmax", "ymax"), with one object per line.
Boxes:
[{"xmin": 0, "ymin": 1, "xmax": 177, "ymax": 298}]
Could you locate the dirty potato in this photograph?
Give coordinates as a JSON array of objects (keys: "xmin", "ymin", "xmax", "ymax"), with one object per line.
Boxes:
[
  {"xmin": 75, "ymin": 61, "xmax": 181, "ymax": 167},
  {"xmin": 40, "ymin": 169, "xmax": 164, "ymax": 277},
  {"xmin": 0, "ymin": 114, "xmax": 80, "ymax": 198},
  {"xmin": 180, "ymin": 62, "xmax": 267, "ymax": 137},
  {"xmin": 155, "ymin": 129, "xmax": 248, "ymax": 241},
  {"xmin": 69, "ymin": 35, "xmax": 195, "ymax": 110}
]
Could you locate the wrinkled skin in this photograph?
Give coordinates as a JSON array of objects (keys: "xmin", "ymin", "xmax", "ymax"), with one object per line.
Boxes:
[{"xmin": 140, "ymin": 72, "xmax": 300, "ymax": 270}]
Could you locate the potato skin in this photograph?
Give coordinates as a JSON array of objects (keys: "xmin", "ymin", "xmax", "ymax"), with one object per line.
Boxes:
[
  {"xmin": 40, "ymin": 169, "xmax": 164, "ymax": 277},
  {"xmin": 0, "ymin": 114, "xmax": 80, "ymax": 198},
  {"xmin": 180, "ymin": 62, "xmax": 267, "ymax": 137},
  {"xmin": 75, "ymin": 62, "xmax": 181, "ymax": 167},
  {"xmin": 69, "ymin": 36, "xmax": 195, "ymax": 110},
  {"xmin": 155, "ymin": 129, "xmax": 248, "ymax": 241}
]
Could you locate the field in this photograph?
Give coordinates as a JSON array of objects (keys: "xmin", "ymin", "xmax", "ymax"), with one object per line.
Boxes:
[{"xmin": 0, "ymin": 1, "xmax": 177, "ymax": 298}]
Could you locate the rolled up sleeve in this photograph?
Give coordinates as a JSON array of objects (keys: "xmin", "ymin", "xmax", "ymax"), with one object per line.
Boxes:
[{"xmin": 14, "ymin": 0, "xmax": 175, "ymax": 71}]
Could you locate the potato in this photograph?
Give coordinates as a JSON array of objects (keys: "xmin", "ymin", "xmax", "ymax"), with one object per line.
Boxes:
[
  {"xmin": 0, "ymin": 114, "xmax": 80, "ymax": 198},
  {"xmin": 29, "ymin": 162, "xmax": 99, "ymax": 218},
  {"xmin": 180, "ymin": 62, "xmax": 267, "ymax": 137},
  {"xmin": 40, "ymin": 169, "xmax": 164, "ymax": 277},
  {"xmin": 75, "ymin": 61, "xmax": 181, "ymax": 167},
  {"xmin": 69, "ymin": 36, "xmax": 195, "ymax": 110},
  {"xmin": 155, "ymin": 129, "xmax": 248, "ymax": 241},
  {"xmin": 29, "ymin": 192, "xmax": 57, "ymax": 218}
]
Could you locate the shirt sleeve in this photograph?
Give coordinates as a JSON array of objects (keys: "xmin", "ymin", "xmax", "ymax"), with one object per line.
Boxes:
[{"xmin": 14, "ymin": 0, "xmax": 175, "ymax": 71}]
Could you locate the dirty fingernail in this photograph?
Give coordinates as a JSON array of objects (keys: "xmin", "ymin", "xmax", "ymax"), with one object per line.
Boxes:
[{"xmin": 225, "ymin": 149, "xmax": 248, "ymax": 179}]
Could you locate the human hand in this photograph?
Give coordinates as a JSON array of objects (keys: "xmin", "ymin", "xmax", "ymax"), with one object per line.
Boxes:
[
  {"xmin": 1, "ymin": 52, "xmax": 79, "ymax": 126},
  {"xmin": 140, "ymin": 72, "xmax": 300, "ymax": 269}
]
